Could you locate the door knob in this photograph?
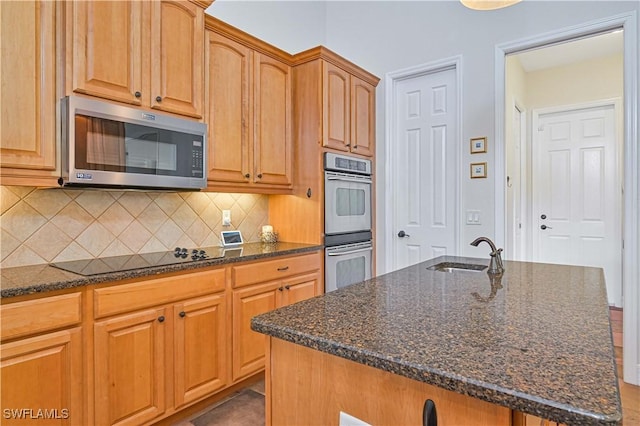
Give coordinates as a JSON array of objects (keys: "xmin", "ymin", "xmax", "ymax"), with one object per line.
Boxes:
[
  {"xmin": 398, "ymin": 230, "xmax": 410, "ymax": 238},
  {"xmin": 541, "ymin": 214, "xmax": 547, "ymax": 219},
  {"xmin": 541, "ymin": 225, "xmax": 552, "ymax": 230}
]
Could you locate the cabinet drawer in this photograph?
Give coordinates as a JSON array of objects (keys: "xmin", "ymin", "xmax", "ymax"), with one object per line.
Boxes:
[
  {"xmin": 232, "ymin": 252, "xmax": 321, "ymax": 288},
  {"xmin": 1, "ymin": 293, "xmax": 82, "ymax": 341},
  {"xmin": 94, "ymin": 268, "xmax": 225, "ymax": 318}
]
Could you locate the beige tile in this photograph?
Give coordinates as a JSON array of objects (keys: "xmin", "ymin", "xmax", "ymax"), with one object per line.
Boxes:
[
  {"xmin": 100, "ymin": 239, "xmax": 134, "ymax": 257},
  {"xmin": 51, "ymin": 202, "xmax": 95, "ymax": 239},
  {"xmin": 155, "ymin": 193, "xmax": 184, "ymax": 216},
  {"xmin": 138, "ymin": 202, "xmax": 169, "ymax": 233},
  {"xmin": 140, "ymin": 236, "xmax": 168, "ymax": 253},
  {"xmin": 76, "ymin": 222, "xmax": 115, "ymax": 256},
  {"xmin": 185, "ymin": 218, "xmax": 210, "ymax": 246},
  {"xmin": 174, "ymin": 234, "xmax": 197, "ymax": 249},
  {"xmin": 236, "ymin": 193, "xmax": 258, "ymax": 214},
  {"xmin": 1, "ymin": 186, "xmax": 21, "ymax": 214},
  {"xmin": 185, "ymin": 192, "xmax": 212, "ymax": 215},
  {"xmin": 118, "ymin": 221, "xmax": 152, "ymax": 252},
  {"xmin": 173, "ymin": 203, "xmax": 197, "ymax": 231},
  {"xmin": 154, "ymin": 219, "xmax": 184, "ymax": 248},
  {"xmin": 24, "ymin": 222, "xmax": 72, "ymax": 262},
  {"xmin": 75, "ymin": 191, "xmax": 116, "ymax": 218},
  {"xmin": 230, "ymin": 204, "xmax": 246, "ymax": 227},
  {"xmin": 201, "ymin": 231, "xmax": 220, "ymax": 247},
  {"xmin": 1, "ymin": 245, "xmax": 46, "ymax": 268},
  {"xmin": 0, "ymin": 202, "xmax": 47, "ymax": 241},
  {"xmin": 5, "ymin": 186, "xmax": 35, "ymax": 199},
  {"xmin": 118, "ymin": 192, "xmax": 152, "ymax": 217},
  {"xmin": 62, "ymin": 189, "xmax": 82, "ymax": 199},
  {"xmin": 53, "ymin": 241, "xmax": 92, "ymax": 262},
  {"xmin": 212, "ymin": 193, "xmax": 235, "ymax": 210},
  {"xmin": 23, "ymin": 189, "xmax": 72, "ymax": 219},
  {"xmin": 1, "ymin": 231, "xmax": 20, "ymax": 262},
  {"xmin": 201, "ymin": 203, "xmax": 222, "ymax": 228},
  {"xmin": 98, "ymin": 203, "xmax": 134, "ymax": 236}
]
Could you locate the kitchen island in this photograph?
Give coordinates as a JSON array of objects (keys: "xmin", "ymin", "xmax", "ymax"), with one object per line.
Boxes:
[{"xmin": 251, "ymin": 256, "xmax": 622, "ymax": 425}]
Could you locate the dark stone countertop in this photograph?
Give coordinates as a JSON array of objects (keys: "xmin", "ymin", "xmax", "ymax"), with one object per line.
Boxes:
[
  {"xmin": 251, "ymin": 255, "xmax": 622, "ymax": 426},
  {"xmin": 0, "ymin": 242, "xmax": 323, "ymax": 298}
]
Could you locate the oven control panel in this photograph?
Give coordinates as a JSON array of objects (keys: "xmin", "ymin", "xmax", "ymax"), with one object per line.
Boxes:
[{"xmin": 324, "ymin": 152, "xmax": 371, "ymax": 175}]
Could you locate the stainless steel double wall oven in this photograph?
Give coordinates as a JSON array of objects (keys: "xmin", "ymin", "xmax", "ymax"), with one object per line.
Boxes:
[{"xmin": 324, "ymin": 153, "xmax": 373, "ymax": 292}]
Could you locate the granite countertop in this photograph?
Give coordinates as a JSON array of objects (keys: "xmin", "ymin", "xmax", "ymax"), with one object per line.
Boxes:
[
  {"xmin": 0, "ymin": 242, "xmax": 323, "ymax": 298},
  {"xmin": 252, "ymin": 255, "xmax": 622, "ymax": 426}
]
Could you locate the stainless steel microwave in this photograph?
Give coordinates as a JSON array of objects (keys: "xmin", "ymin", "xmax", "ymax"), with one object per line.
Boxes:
[{"xmin": 60, "ymin": 96, "xmax": 207, "ymax": 190}]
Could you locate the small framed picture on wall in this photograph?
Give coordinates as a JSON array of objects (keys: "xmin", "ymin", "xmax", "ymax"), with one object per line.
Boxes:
[
  {"xmin": 470, "ymin": 137, "xmax": 487, "ymax": 154},
  {"xmin": 470, "ymin": 162, "xmax": 487, "ymax": 179}
]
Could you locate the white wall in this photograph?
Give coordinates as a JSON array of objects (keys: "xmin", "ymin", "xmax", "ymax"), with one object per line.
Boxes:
[{"xmin": 206, "ymin": 0, "xmax": 639, "ymax": 272}]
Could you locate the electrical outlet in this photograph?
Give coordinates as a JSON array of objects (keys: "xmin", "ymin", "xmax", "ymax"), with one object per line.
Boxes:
[
  {"xmin": 339, "ymin": 412, "xmax": 371, "ymax": 426},
  {"xmin": 222, "ymin": 210, "xmax": 231, "ymax": 226}
]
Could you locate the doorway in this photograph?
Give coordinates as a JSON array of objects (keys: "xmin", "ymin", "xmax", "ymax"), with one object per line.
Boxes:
[
  {"xmin": 496, "ymin": 12, "xmax": 639, "ymax": 385},
  {"xmin": 384, "ymin": 57, "xmax": 461, "ymax": 272}
]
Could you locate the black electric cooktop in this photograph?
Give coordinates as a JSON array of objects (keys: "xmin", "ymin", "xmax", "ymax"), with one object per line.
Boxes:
[{"xmin": 51, "ymin": 247, "xmax": 223, "ymax": 276}]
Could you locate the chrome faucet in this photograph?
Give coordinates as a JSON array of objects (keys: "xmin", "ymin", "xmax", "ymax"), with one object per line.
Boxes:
[{"xmin": 470, "ymin": 237, "xmax": 504, "ymax": 275}]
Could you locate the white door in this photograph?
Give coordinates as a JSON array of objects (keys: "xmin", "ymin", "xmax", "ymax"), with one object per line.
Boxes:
[
  {"xmin": 533, "ymin": 103, "xmax": 622, "ymax": 306},
  {"xmin": 391, "ymin": 68, "xmax": 457, "ymax": 271}
]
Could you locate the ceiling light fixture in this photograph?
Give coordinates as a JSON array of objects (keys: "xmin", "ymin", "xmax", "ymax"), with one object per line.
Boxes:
[{"xmin": 461, "ymin": 0, "xmax": 522, "ymax": 11}]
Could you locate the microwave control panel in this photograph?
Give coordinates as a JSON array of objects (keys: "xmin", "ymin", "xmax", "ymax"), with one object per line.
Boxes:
[{"xmin": 324, "ymin": 152, "xmax": 371, "ymax": 176}]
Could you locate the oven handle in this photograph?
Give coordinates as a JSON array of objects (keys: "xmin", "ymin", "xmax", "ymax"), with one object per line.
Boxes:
[
  {"xmin": 326, "ymin": 176, "xmax": 372, "ymax": 184},
  {"xmin": 327, "ymin": 247, "xmax": 373, "ymax": 256}
]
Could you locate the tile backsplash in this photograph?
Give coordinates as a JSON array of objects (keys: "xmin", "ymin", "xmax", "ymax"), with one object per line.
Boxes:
[{"xmin": 0, "ymin": 186, "xmax": 269, "ymax": 268}]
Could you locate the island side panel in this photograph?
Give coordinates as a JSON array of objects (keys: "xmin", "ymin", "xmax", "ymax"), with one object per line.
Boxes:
[{"xmin": 267, "ymin": 337, "xmax": 512, "ymax": 426}]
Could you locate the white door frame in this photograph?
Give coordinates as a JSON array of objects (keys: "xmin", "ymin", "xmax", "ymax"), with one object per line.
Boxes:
[
  {"xmin": 384, "ymin": 56, "xmax": 463, "ymax": 273},
  {"xmin": 495, "ymin": 12, "xmax": 639, "ymax": 385}
]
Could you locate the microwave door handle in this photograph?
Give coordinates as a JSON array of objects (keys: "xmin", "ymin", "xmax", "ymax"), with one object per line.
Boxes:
[
  {"xmin": 326, "ymin": 176, "xmax": 372, "ymax": 184},
  {"xmin": 327, "ymin": 247, "xmax": 373, "ymax": 256}
]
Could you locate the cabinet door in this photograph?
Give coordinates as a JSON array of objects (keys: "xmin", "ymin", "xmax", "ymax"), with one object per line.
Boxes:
[
  {"xmin": 206, "ymin": 31, "xmax": 252, "ymax": 184},
  {"xmin": 322, "ymin": 62, "xmax": 350, "ymax": 152},
  {"xmin": 0, "ymin": 0, "xmax": 56, "ymax": 171},
  {"xmin": 151, "ymin": 0, "xmax": 204, "ymax": 118},
  {"xmin": 350, "ymin": 77, "xmax": 376, "ymax": 157},
  {"xmin": 253, "ymin": 53, "xmax": 293, "ymax": 187},
  {"xmin": 174, "ymin": 294, "xmax": 228, "ymax": 408},
  {"xmin": 1, "ymin": 328, "xmax": 83, "ymax": 426},
  {"xmin": 282, "ymin": 273, "xmax": 320, "ymax": 306},
  {"xmin": 94, "ymin": 308, "xmax": 166, "ymax": 426},
  {"xmin": 71, "ymin": 1, "xmax": 143, "ymax": 105},
  {"xmin": 232, "ymin": 282, "xmax": 278, "ymax": 381}
]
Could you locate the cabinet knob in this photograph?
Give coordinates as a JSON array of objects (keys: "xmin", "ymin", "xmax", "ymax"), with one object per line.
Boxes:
[
  {"xmin": 277, "ymin": 266, "xmax": 289, "ymax": 272},
  {"xmin": 353, "ymin": 145, "xmax": 358, "ymax": 149},
  {"xmin": 158, "ymin": 316, "xmax": 165, "ymax": 323},
  {"xmin": 179, "ymin": 311, "xmax": 186, "ymax": 318},
  {"xmin": 278, "ymin": 287, "xmax": 284, "ymax": 291},
  {"xmin": 134, "ymin": 91, "xmax": 141, "ymax": 98},
  {"xmin": 345, "ymin": 143, "xmax": 351, "ymax": 147},
  {"xmin": 257, "ymin": 173, "xmax": 263, "ymax": 179},
  {"xmin": 245, "ymin": 173, "xmax": 250, "ymax": 179},
  {"xmin": 285, "ymin": 285, "xmax": 291, "ymax": 290},
  {"xmin": 156, "ymin": 96, "xmax": 162, "ymax": 102}
]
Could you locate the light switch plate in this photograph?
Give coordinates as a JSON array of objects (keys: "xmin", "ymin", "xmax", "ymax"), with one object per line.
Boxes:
[
  {"xmin": 466, "ymin": 209, "xmax": 481, "ymax": 225},
  {"xmin": 222, "ymin": 210, "xmax": 231, "ymax": 226}
]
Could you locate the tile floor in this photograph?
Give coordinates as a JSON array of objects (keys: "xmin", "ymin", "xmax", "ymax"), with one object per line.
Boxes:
[{"xmin": 174, "ymin": 309, "xmax": 639, "ymax": 426}]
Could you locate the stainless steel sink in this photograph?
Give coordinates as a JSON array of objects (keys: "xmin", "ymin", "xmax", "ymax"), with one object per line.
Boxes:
[{"xmin": 427, "ymin": 262, "xmax": 488, "ymax": 273}]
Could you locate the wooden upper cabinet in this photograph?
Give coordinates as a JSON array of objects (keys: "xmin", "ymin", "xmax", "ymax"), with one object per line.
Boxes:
[
  {"xmin": 69, "ymin": 0, "xmax": 205, "ymax": 118},
  {"xmin": 323, "ymin": 62, "xmax": 351, "ymax": 152},
  {"xmin": 151, "ymin": 0, "xmax": 204, "ymax": 118},
  {"xmin": 0, "ymin": 0, "xmax": 57, "ymax": 173},
  {"xmin": 254, "ymin": 53, "xmax": 292, "ymax": 187},
  {"xmin": 351, "ymin": 77, "xmax": 376, "ymax": 157},
  {"xmin": 71, "ymin": 1, "xmax": 143, "ymax": 106},
  {"xmin": 321, "ymin": 61, "xmax": 376, "ymax": 157},
  {"xmin": 205, "ymin": 26, "xmax": 293, "ymax": 193},
  {"xmin": 206, "ymin": 31, "xmax": 252, "ymax": 184}
]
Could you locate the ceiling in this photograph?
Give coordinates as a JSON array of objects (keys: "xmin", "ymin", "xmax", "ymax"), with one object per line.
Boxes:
[{"xmin": 513, "ymin": 30, "xmax": 624, "ymax": 72}]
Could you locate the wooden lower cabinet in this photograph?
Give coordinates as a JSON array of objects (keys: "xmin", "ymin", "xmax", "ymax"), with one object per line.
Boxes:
[
  {"xmin": 232, "ymin": 266, "xmax": 321, "ymax": 382},
  {"xmin": 94, "ymin": 307, "xmax": 167, "ymax": 426},
  {"xmin": 173, "ymin": 294, "xmax": 228, "ymax": 408},
  {"xmin": 0, "ymin": 328, "xmax": 83, "ymax": 426}
]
